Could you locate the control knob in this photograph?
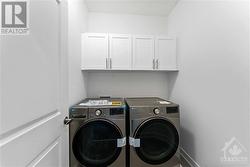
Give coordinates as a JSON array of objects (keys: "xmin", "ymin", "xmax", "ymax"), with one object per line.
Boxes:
[
  {"xmin": 154, "ymin": 108, "xmax": 160, "ymax": 115},
  {"xmin": 95, "ymin": 109, "xmax": 102, "ymax": 116}
]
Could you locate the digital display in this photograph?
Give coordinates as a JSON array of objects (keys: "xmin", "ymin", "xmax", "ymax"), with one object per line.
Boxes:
[
  {"xmin": 167, "ymin": 106, "xmax": 179, "ymax": 113},
  {"xmin": 110, "ymin": 108, "xmax": 124, "ymax": 115}
]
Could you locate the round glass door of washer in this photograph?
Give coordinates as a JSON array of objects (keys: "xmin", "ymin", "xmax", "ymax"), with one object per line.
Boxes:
[{"xmin": 72, "ymin": 119, "xmax": 122, "ymax": 167}]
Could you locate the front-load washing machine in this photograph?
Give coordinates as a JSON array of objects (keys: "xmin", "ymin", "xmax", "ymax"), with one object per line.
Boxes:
[
  {"xmin": 68, "ymin": 98, "xmax": 126, "ymax": 167},
  {"xmin": 125, "ymin": 97, "xmax": 180, "ymax": 167}
]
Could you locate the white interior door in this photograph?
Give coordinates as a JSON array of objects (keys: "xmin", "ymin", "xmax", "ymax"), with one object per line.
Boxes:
[
  {"xmin": 0, "ymin": 0, "xmax": 68, "ymax": 167},
  {"xmin": 133, "ymin": 35, "xmax": 154, "ymax": 70},
  {"xmin": 109, "ymin": 34, "xmax": 132, "ymax": 70},
  {"xmin": 82, "ymin": 33, "xmax": 109, "ymax": 70},
  {"xmin": 155, "ymin": 37, "xmax": 177, "ymax": 70}
]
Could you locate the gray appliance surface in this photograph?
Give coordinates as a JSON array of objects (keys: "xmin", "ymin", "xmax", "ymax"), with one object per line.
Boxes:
[
  {"xmin": 125, "ymin": 97, "xmax": 179, "ymax": 108},
  {"xmin": 126, "ymin": 97, "xmax": 180, "ymax": 167},
  {"xmin": 69, "ymin": 98, "xmax": 126, "ymax": 167}
]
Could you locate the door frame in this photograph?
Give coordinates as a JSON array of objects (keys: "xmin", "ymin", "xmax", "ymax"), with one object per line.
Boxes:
[{"xmin": 59, "ymin": 0, "xmax": 69, "ymax": 166}]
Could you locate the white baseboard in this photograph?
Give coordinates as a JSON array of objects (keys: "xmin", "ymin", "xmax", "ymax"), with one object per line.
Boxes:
[{"xmin": 180, "ymin": 148, "xmax": 201, "ymax": 167}]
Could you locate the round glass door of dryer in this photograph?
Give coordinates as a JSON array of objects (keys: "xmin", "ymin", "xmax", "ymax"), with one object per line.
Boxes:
[
  {"xmin": 72, "ymin": 119, "xmax": 122, "ymax": 167},
  {"xmin": 134, "ymin": 118, "xmax": 179, "ymax": 165}
]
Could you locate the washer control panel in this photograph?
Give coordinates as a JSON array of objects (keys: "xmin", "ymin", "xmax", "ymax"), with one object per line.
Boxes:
[{"xmin": 89, "ymin": 107, "xmax": 125, "ymax": 118}]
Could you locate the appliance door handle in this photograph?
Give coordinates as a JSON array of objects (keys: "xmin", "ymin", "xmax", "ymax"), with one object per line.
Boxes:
[
  {"xmin": 156, "ymin": 59, "xmax": 159, "ymax": 69},
  {"xmin": 153, "ymin": 59, "xmax": 155, "ymax": 69}
]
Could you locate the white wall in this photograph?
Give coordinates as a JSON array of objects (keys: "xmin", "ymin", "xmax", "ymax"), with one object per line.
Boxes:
[
  {"xmin": 87, "ymin": 12, "xmax": 170, "ymax": 99},
  {"xmin": 87, "ymin": 71, "xmax": 169, "ymax": 98},
  {"xmin": 68, "ymin": 0, "xmax": 88, "ymax": 105},
  {"xmin": 167, "ymin": 1, "xmax": 250, "ymax": 166},
  {"xmin": 88, "ymin": 12, "xmax": 168, "ymax": 35}
]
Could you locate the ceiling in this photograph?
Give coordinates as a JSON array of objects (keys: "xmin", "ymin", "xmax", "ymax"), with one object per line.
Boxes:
[{"xmin": 85, "ymin": 0, "xmax": 179, "ymax": 16}]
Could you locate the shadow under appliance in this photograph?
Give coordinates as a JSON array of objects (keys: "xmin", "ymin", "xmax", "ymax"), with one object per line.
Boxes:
[
  {"xmin": 69, "ymin": 98, "xmax": 126, "ymax": 167},
  {"xmin": 126, "ymin": 97, "xmax": 180, "ymax": 167}
]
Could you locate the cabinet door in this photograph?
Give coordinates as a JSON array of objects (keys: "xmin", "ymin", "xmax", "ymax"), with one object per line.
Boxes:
[
  {"xmin": 109, "ymin": 34, "xmax": 132, "ymax": 70},
  {"xmin": 133, "ymin": 35, "xmax": 155, "ymax": 70},
  {"xmin": 82, "ymin": 33, "xmax": 108, "ymax": 69},
  {"xmin": 155, "ymin": 37, "xmax": 177, "ymax": 70}
]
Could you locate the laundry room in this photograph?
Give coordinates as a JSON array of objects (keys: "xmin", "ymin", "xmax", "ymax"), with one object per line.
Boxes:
[{"xmin": 0, "ymin": 0, "xmax": 249, "ymax": 167}]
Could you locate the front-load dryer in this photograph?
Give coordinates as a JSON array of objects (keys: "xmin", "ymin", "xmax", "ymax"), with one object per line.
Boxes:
[
  {"xmin": 125, "ymin": 97, "xmax": 180, "ymax": 167},
  {"xmin": 69, "ymin": 98, "xmax": 126, "ymax": 167}
]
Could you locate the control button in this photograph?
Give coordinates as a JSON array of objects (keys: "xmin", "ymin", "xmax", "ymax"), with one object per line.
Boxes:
[
  {"xmin": 154, "ymin": 108, "xmax": 160, "ymax": 115},
  {"xmin": 95, "ymin": 109, "xmax": 102, "ymax": 116}
]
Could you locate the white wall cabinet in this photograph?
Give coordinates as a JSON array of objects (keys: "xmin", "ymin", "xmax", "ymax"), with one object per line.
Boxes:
[
  {"xmin": 82, "ymin": 33, "xmax": 109, "ymax": 69},
  {"xmin": 82, "ymin": 33, "xmax": 177, "ymax": 71},
  {"xmin": 132, "ymin": 35, "xmax": 155, "ymax": 70},
  {"xmin": 109, "ymin": 34, "xmax": 132, "ymax": 70},
  {"xmin": 155, "ymin": 36, "xmax": 177, "ymax": 70}
]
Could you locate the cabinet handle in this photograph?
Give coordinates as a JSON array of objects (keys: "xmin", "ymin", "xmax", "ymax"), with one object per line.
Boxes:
[
  {"xmin": 153, "ymin": 59, "xmax": 155, "ymax": 69},
  {"xmin": 106, "ymin": 58, "xmax": 108, "ymax": 69},
  {"xmin": 110, "ymin": 58, "xmax": 112, "ymax": 69},
  {"xmin": 156, "ymin": 59, "xmax": 159, "ymax": 69}
]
